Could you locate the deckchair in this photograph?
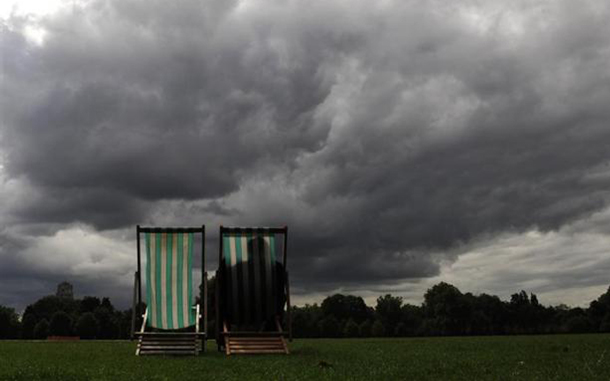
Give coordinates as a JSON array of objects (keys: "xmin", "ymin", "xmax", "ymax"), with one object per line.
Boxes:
[
  {"xmin": 131, "ymin": 226, "xmax": 207, "ymax": 355},
  {"xmin": 216, "ymin": 226, "xmax": 291, "ymax": 355}
]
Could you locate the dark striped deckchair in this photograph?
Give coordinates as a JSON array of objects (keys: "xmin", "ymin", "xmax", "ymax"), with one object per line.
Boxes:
[
  {"xmin": 131, "ymin": 226, "xmax": 207, "ymax": 356},
  {"xmin": 216, "ymin": 226, "xmax": 292, "ymax": 355}
]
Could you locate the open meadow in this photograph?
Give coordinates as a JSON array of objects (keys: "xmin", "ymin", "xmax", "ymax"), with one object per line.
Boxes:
[{"xmin": 0, "ymin": 334, "xmax": 609, "ymax": 380}]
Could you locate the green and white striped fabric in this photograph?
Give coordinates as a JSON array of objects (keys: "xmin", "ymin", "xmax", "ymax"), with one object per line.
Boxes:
[
  {"xmin": 145, "ymin": 232, "xmax": 196, "ymax": 329},
  {"xmin": 222, "ymin": 229, "xmax": 281, "ymax": 325}
]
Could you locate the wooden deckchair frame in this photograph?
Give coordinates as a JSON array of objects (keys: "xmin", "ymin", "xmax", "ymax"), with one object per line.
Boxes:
[
  {"xmin": 216, "ymin": 226, "xmax": 292, "ymax": 354},
  {"xmin": 131, "ymin": 226, "xmax": 207, "ymax": 355}
]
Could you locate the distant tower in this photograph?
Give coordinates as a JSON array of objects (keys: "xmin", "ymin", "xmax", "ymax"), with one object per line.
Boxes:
[{"xmin": 56, "ymin": 281, "xmax": 74, "ymax": 299}]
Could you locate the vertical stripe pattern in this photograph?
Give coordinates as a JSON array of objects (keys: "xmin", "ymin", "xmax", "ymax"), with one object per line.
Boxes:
[
  {"xmin": 222, "ymin": 229, "xmax": 281, "ymax": 324},
  {"xmin": 145, "ymin": 232, "xmax": 196, "ymax": 329}
]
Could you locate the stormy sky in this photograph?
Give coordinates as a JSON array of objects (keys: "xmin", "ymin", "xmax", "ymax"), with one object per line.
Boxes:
[{"xmin": 1, "ymin": 0, "xmax": 610, "ymax": 312}]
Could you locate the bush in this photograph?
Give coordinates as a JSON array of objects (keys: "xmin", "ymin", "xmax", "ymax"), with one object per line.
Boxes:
[
  {"xmin": 359, "ymin": 320, "xmax": 372, "ymax": 337},
  {"xmin": 343, "ymin": 318, "xmax": 359, "ymax": 337},
  {"xmin": 49, "ymin": 311, "xmax": 72, "ymax": 336},
  {"xmin": 76, "ymin": 312, "xmax": 98, "ymax": 339},
  {"xmin": 33, "ymin": 319, "xmax": 49, "ymax": 339},
  {"xmin": 372, "ymin": 320, "xmax": 386, "ymax": 337}
]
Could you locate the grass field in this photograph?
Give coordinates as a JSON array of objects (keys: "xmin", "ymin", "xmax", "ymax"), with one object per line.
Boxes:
[{"xmin": 0, "ymin": 334, "xmax": 609, "ymax": 380}]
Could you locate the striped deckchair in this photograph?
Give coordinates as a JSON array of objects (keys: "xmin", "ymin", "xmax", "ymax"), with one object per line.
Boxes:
[
  {"xmin": 216, "ymin": 226, "xmax": 291, "ymax": 355},
  {"xmin": 131, "ymin": 226, "xmax": 207, "ymax": 356}
]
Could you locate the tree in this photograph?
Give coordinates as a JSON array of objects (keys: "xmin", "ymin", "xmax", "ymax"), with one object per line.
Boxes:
[
  {"xmin": 100, "ymin": 298, "xmax": 115, "ymax": 313},
  {"xmin": 80, "ymin": 296, "xmax": 101, "ymax": 313},
  {"xmin": 76, "ymin": 312, "xmax": 98, "ymax": 339},
  {"xmin": 509, "ymin": 290, "xmax": 530, "ymax": 333},
  {"xmin": 394, "ymin": 322, "xmax": 407, "ymax": 337},
  {"xmin": 508, "ymin": 290, "xmax": 547, "ymax": 334},
  {"xmin": 50, "ymin": 311, "xmax": 72, "ymax": 336},
  {"xmin": 0, "ymin": 305, "xmax": 20, "ymax": 339},
  {"xmin": 321, "ymin": 294, "xmax": 372, "ymax": 324},
  {"xmin": 292, "ymin": 304, "xmax": 323, "ymax": 338},
  {"xmin": 33, "ymin": 319, "xmax": 49, "ymax": 339},
  {"xmin": 530, "ymin": 293, "xmax": 540, "ymax": 307},
  {"xmin": 423, "ymin": 282, "xmax": 470, "ymax": 335},
  {"xmin": 25, "ymin": 296, "xmax": 78, "ymax": 324},
  {"xmin": 94, "ymin": 306, "xmax": 119, "ymax": 339},
  {"xmin": 317, "ymin": 316, "xmax": 340, "ymax": 338},
  {"xmin": 343, "ymin": 318, "xmax": 359, "ymax": 338},
  {"xmin": 401, "ymin": 304, "xmax": 423, "ymax": 336},
  {"xmin": 371, "ymin": 320, "xmax": 385, "ymax": 337},
  {"xmin": 473, "ymin": 294, "xmax": 508, "ymax": 335},
  {"xmin": 599, "ymin": 313, "xmax": 610, "ymax": 333},
  {"xmin": 589, "ymin": 286, "xmax": 610, "ymax": 331},
  {"xmin": 21, "ymin": 313, "xmax": 37, "ymax": 339},
  {"xmin": 565, "ymin": 315, "xmax": 593, "ymax": 333},
  {"xmin": 117, "ymin": 308, "xmax": 135, "ymax": 339},
  {"xmin": 359, "ymin": 320, "xmax": 372, "ymax": 338},
  {"xmin": 375, "ymin": 294, "xmax": 403, "ymax": 334}
]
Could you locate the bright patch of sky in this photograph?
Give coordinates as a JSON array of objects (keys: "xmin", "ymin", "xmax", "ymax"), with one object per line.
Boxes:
[
  {"xmin": 0, "ymin": 0, "xmax": 66, "ymax": 19},
  {"xmin": 1, "ymin": 0, "xmax": 70, "ymax": 45}
]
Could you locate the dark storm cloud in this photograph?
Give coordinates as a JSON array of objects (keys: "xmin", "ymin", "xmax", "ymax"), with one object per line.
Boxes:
[
  {"xmin": 10, "ymin": 186, "xmax": 147, "ymax": 229},
  {"xmin": 2, "ymin": 0, "xmax": 335, "ymax": 207},
  {"xmin": 1, "ymin": 0, "xmax": 610, "ymax": 309}
]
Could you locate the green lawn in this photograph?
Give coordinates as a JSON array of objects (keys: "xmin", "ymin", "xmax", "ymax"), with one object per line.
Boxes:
[{"xmin": 0, "ymin": 335, "xmax": 609, "ymax": 380}]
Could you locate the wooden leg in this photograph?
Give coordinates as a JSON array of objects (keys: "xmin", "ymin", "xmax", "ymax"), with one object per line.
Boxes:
[
  {"xmin": 203, "ymin": 271, "xmax": 208, "ymax": 353},
  {"xmin": 130, "ymin": 271, "xmax": 138, "ymax": 340},
  {"xmin": 216, "ymin": 271, "xmax": 221, "ymax": 352},
  {"xmin": 224, "ymin": 321, "xmax": 230, "ymax": 355},
  {"xmin": 275, "ymin": 316, "xmax": 289, "ymax": 354},
  {"xmin": 286, "ymin": 270, "xmax": 292, "ymax": 342}
]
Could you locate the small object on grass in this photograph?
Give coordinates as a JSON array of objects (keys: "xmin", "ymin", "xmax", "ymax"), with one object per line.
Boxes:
[{"xmin": 318, "ymin": 360, "xmax": 333, "ymax": 369}]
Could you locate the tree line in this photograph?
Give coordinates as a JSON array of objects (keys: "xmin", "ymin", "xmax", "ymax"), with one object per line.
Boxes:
[
  {"xmin": 1, "ymin": 281, "xmax": 610, "ymax": 339},
  {"xmin": 0, "ymin": 295, "xmax": 133, "ymax": 340},
  {"xmin": 290, "ymin": 283, "xmax": 610, "ymax": 338}
]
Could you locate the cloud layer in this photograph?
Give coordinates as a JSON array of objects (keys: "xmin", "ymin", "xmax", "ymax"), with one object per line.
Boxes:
[{"xmin": 1, "ymin": 0, "xmax": 610, "ymax": 310}]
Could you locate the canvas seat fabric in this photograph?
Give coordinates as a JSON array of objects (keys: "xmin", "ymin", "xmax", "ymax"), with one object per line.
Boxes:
[
  {"xmin": 221, "ymin": 230, "xmax": 286, "ymax": 325},
  {"xmin": 145, "ymin": 232, "xmax": 196, "ymax": 329}
]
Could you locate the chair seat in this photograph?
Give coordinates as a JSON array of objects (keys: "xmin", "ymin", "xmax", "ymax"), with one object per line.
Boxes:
[
  {"xmin": 225, "ymin": 336, "xmax": 288, "ymax": 355},
  {"xmin": 137, "ymin": 332, "xmax": 201, "ymax": 356}
]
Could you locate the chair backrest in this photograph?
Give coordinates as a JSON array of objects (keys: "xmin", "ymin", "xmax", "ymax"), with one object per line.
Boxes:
[
  {"xmin": 141, "ymin": 228, "xmax": 202, "ymax": 330},
  {"xmin": 220, "ymin": 227, "xmax": 287, "ymax": 325}
]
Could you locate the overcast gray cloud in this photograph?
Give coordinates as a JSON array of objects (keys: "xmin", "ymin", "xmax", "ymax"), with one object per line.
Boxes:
[{"xmin": 1, "ymin": 0, "xmax": 610, "ymax": 311}]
